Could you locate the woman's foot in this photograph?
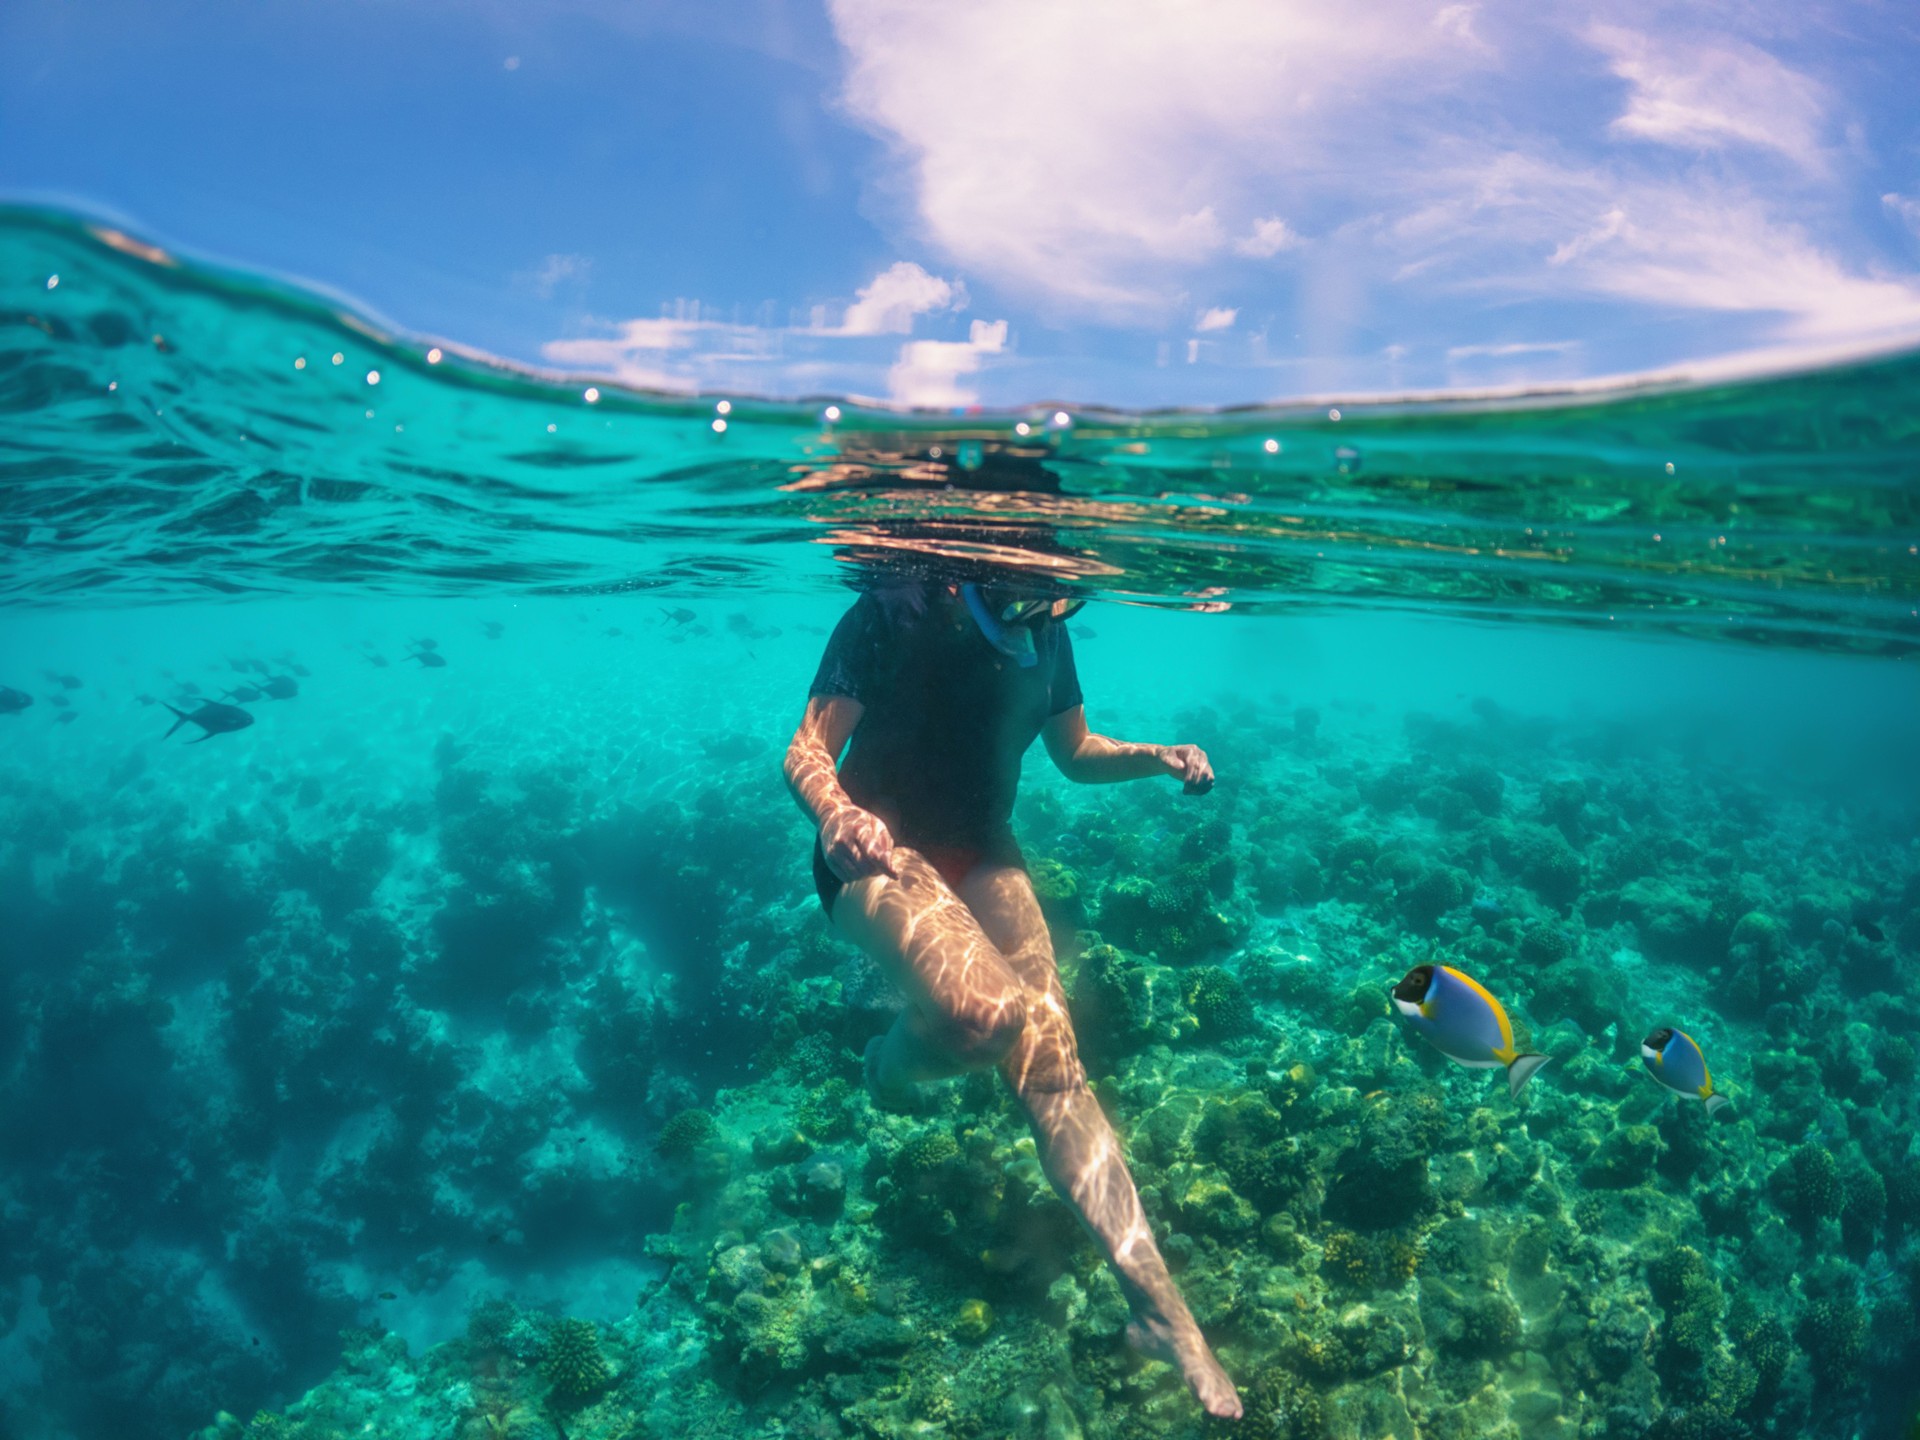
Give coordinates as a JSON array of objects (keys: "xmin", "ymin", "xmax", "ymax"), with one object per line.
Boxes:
[{"xmin": 1126, "ymin": 1308, "xmax": 1242, "ymax": 1419}]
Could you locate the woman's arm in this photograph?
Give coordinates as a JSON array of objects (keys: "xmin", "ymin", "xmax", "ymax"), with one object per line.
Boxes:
[
  {"xmin": 1041, "ymin": 705, "xmax": 1213, "ymax": 791},
  {"xmin": 784, "ymin": 695, "xmax": 898, "ymax": 879}
]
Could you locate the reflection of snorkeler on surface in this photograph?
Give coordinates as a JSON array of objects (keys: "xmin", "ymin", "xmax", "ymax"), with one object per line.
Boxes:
[{"xmin": 783, "ymin": 575, "xmax": 1241, "ymax": 1420}]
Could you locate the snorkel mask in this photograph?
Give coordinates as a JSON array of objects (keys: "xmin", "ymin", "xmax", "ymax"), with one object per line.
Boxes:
[{"xmin": 960, "ymin": 584, "xmax": 1086, "ymax": 667}]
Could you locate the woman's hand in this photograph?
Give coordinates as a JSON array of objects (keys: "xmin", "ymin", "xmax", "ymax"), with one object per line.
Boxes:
[
  {"xmin": 1160, "ymin": 744, "xmax": 1215, "ymax": 795},
  {"xmin": 819, "ymin": 804, "xmax": 899, "ymax": 883}
]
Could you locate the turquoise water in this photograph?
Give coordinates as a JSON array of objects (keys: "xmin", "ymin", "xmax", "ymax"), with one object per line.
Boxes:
[{"xmin": 3, "ymin": 208, "xmax": 1920, "ymax": 1440}]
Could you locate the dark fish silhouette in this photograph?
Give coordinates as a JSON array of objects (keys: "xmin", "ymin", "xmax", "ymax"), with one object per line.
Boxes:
[
  {"xmin": 1858, "ymin": 918, "xmax": 1884, "ymax": 943},
  {"xmin": 223, "ymin": 686, "xmax": 264, "ymax": 703},
  {"xmin": 1071, "ymin": 624, "xmax": 1098, "ymax": 640},
  {"xmin": 48, "ymin": 692, "xmax": 71, "ymax": 709},
  {"xmin": 377, "ymin": 1290, "xmax": 398, "ymax": 1301},
  {"xmin": 408, "ymin": 649, "xmax": 448, "ymax": 668},
  {"xmin": 365, "ymin": 653, "xmax": 390, "ymax": 668},
  {"xmin": 134, "ymin": 692, "xmax": 156, "ymax": 707},
  {"xmin": 177, "ymin": 680, "xmax": 203, "ymax": 695},
  {"xmin": 55, "ymin": 711, "xmax": 78, "ymax": 725},
  {"xmin": 482, "ymin": 620, "xmax": 505, "ymax": 639},
  {"xmin": 281, "ymin": 659, "xmax": 311, "ymax": 677},
  {"xmin": 411, "ymin": 637, "xmax": 439, "ymax": 651},
  {"xmin": 43, "ymin": 671, "xmax": 83, "ymax": 690},
  {"xmin": 162, "ymin": 700, "xmax": 254, "ymax": 743},
  {"xmin": 260, "ymin": 675, "xmax": 300, "ymax": 700},
  {"xmin": 604, "ymin": 626, "xmax": 624, "ymax": 637},
  {"xmin": 660, "ymin": 607, "xmax": 695, "ymax": 625}
]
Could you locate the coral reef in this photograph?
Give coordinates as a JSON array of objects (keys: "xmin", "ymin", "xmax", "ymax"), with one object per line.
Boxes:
[{"xmin": 2, "ymin": 610, "xmax": 1915, "ymax": 1440}]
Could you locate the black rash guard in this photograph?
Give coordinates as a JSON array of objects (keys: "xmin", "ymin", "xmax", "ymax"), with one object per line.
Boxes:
[{"xmin": 807, "ymin": 586, "xmax": 1083, "ymax": 907}]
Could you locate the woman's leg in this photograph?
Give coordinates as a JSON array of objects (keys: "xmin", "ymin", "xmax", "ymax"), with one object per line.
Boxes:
[
  {"xmin": 955, "ymin": 865, "xmax": 1243, "ymax": 1420},
  {"xmin": 829, "ymin": 846, "xmax": 1030, "ymax": 1098}
]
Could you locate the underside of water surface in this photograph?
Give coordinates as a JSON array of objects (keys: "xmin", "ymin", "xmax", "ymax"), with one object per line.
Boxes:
[{"xmin": 2, "ymin": 208, "xmax": 1920, "ymax": 1440}]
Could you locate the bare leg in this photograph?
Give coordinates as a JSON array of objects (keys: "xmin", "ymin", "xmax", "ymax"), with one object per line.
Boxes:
[
  {"xmin": 958, "ymin": 866, "xmax": 1242, "ymax": 1421},
  {"xmin": 829, "ymin": 846, "xmax": 1029, "ymax": 1099}
]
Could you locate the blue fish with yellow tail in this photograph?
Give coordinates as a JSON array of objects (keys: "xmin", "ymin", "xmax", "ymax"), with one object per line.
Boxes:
[
  {"xmin": 1391, "ymin": 964, "xmax": 1550, "ymax": 1097},
  {"xmin": 1640, "ymin": 1027, "xmax": 1729, "ymax": 1116}
]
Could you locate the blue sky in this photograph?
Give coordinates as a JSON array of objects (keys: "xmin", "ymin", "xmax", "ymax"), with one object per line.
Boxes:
[{"xmin": 6, "ymin": 0, "xmax": 1920, "ymax": 409}]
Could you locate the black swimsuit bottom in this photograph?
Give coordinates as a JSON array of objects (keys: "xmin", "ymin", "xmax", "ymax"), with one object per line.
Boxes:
[{"xmin": 811, "ymin": 829, "xmax": 1026, "ymax": 918}]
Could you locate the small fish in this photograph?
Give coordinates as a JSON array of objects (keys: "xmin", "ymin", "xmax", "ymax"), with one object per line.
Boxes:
[
  {"xmin": 178, "ymin": 680, "xmax": 203, "ymax": 695},
  {"xmin": 260, "ymin": 675, "xmax": 300, "ymax": 700},
  {"xmin": 660, "ymin": 607, "xmax": 695, "ymax": 625},
  {"xmin": 1070, "ymin": 624, "xmax": 1098, "ymax": 640},
  {"xmin": 282, "ymin": 659, "xmax": 311, "ymax": 677},
  {"xmin": 222, "ymin": 686, "xmax": 263, "ymax": 703},
  {"xmin": 1391, "ymin": 964, "xmax": 1550, "ymax": 1097},
  {"xmin": 377, "ymin": 1290, "xmax": 398, "ymax": 1301},
  {"xmin": 48, "ymin": 692, "xmax": 71, "ymax": 709},
  {"xmin": 134, "ymin": 692, "xmax": 156, "ymax": 707},
  {"xmin": 408, "ymin": 649, "xmax": 448, "ymax": 668},
  {"xmin": 1857, "ymin": 919, "xmax": 1884, "ymax": 943},
  {"xmin": 1640, "ymin": 1028, "xmax": 1729, "ymax": 1116},
  {"xmin": 162, "ymin": 700, "xmax": 254, "ymax": 743},
  {"xmin": 482, "ymin": 620, "xmax": 504, "ymax": 639},
  {"xmin": 364, "ymin": 652, "xmax": 389, "ymax": 668},
  {"xmin": 411, "ymin": 637, "xmax": 439, "ymax": 651},
  {"xmin": 55, "ymin": 710, "xmax": 78, "ymax": 725},
  {"xmin": 43, "ymin": 671, "xmax": 83, "ymax": 690}
]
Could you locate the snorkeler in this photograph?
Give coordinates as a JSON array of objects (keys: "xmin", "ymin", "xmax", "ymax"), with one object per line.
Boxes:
[{"xmin": 783, "ymin": 577, "xmax": 1241, "ymax": 1420}]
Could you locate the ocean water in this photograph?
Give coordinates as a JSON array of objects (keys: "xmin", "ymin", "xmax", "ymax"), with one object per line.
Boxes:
[{"xmin": 2, "ymin": 207, "xmax": 1919, "ymax": 1440}]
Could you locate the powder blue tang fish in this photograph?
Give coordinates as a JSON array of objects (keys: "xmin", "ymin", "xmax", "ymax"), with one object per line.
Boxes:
[
  {"xmin": 1640, "ymin": 1027, "xmax": 1729, "ymax": 1115},
  {"xmin": 1391, "ymin": 963, "xmax": 1550, "ymax": 1097}
]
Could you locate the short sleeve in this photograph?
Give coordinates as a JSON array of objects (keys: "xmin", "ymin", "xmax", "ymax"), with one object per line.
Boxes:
[
  {"xmin": 809, "ymin": 594, "xmax": 889, "ymax": 702},
  {"xmin": 1047, "ymin": 623, "xmax": 1084, "ymax": 715}
]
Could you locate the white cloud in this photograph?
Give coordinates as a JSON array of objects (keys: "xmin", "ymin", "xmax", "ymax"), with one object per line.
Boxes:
[
  {"xmin": 1445, "ymin": 340, "xmax": 1577, "ymax": 360},
  {"xmin": 1234, "ymin": 217, "xmax": 1300, "ymax": 258},
  {"xmin": 834, "ymin": 260, "xmax": 966, "ymax": 335},
  {"xmin": 531, "ymin": 253, "xmax": 592, "ymax": 300},
  {"xmin": 1195, "ymin": 306, "xmax": 1238, "ymax": 332},
  {"xmin": 1887, "ymin": 193, "xmax": 1920, "ymax": 238},
  {"xmin": 886, "ymin": 318, "xmax": 1009, "ymax": 408},
  {"xmin": 1587, "ymin": 26, "xmax": 1827, "ymax": 170},
  {"xmin": 828, "ymin": 0, "xmax": 1477, "ymax": 312}
]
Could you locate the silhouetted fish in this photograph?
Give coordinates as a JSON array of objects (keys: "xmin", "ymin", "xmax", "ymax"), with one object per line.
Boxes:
[
  {"xmin": 482, "ymin": 620, "xmax": 505, "ymax": 639},
  {"xmin": 48, "ymin": 692, "xmax": 70, "ymax": 708},
  {"xmin": 408, "ymin": 650, "xmax": 448, "ymax": 668},
  {"xmin": 661, "ymin": 607, "xmax": 695, "ymax": 625},
  {"xmin": 44, "ymin": 671, "xmax": 83, "ymax": 689},
  {"xmin": 1858, "ymin": 918, "xmax": 1885, "ymax": 943},
  {"xmin": 365, "ymin": 653, "xmax": 389, "ymax": 668},
  {"xmin": 411, "ymin": 637, "xmax": 439, "ymax": 650},
  {"xmin": 162, "ymin": 700, "xmax": 254, "ymax": 743},
  {"xmin": 55, "ymin": 711, "xmax": 78, "ymax": 725},
  {"xmin": 1070, "ymin": 624, "xmax": 1098, "ymax": 640},
  {"xmin": 377, "ymin": 1290, "xmax": 398, "ymax": 1301},
  {"xmin": 604, "ymin": 626, "xmax": 624, "ymax": 637},
  {"xmin": 223, "ymin": 686, "xmax": 264, "ymax": 703},
  {"xmin": 260, "ymin": 675, "xmax": 300, "ymax": 700},
  {"xmin": 281, "ymin": 658, "xmax": 311, "ymax": 677},
  {"xmin": 4, "ymin": 686, "xmax": 38, "ymax": 714},
  {"xmin": 134, "ymin": 693, "xmax": 156, "ymax": 707}
]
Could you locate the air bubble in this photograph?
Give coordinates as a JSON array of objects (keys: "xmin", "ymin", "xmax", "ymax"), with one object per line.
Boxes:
[
  {"xmin": 1015, "ymin": 422, "xmax": 1031, "ymax": 437},
  {"xmin": 823, "ymin": 405, "xmax": 842, "ymax": 423},
  {"xmin": 715, "ymin": 399, "xmax": 732, "ymax": 415},
  {"xmin": 712, "ymin": 418, "xmax": 728, "ymax": 434},
  {"xmin": 1263, "ymin": 438, "xmax": 1280, "ymax": 454},
  {"xmin": 584, "ymin": 387, "xmax": 601, "ymax": 404},
  {"xmin": 427, "ymin": 347, "xmax": 443, "ymax": 364},
  {"xmin": 1328, "ymin": 407, "xmax": 1341, "ymax": 421},
  {"xmin": 366, "ymin": 370, "xmax": 381, "ymax": 386}
]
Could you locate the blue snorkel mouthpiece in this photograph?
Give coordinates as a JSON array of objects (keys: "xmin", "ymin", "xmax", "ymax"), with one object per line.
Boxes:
[{"xmin": 960, "ymin": 583, "xmax": 1039, "ymax": 667}]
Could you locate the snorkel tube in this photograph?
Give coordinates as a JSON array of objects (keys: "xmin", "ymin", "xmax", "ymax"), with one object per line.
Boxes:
[{"xmin": 960, "ymin": 583, "xmax": 1039, "ymax": 667}]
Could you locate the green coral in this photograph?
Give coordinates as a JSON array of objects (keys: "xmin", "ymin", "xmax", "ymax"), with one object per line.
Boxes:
[
  {"xmin": 1028, "ymin": 857, "xmax": 1083, "ymax": 927},
  {"xmin": 1184, "ymin": 965, "xmax": 1254, "ymax": 1038},
  {"xmin": 793, "ymin": 1077, "xmax": 856, "ymax": 1141},
  {"xmin": 1798, "ymin": 1298, "xmax": 1867, "ymax": 1390},
  {"xmin": 540, "ymin": 1317, "xmax": 613, "ymax": 1402},
  {"xmin": 1582, "ymin": 1123, "xmax": 1664, "ymax": 1189},
  {"xmin": 656, "ymin": 1107, "xmax": 718, "ymax": 1159},
  {"xmin": 1229, "ymin": 1362, "xmax": 1324, "ymax": 1440},
  {"xmin": 893, "ymin": 1128, "xmax": 960, "ymax": 1180},
  {"xmin": 1773, "ymin": 1143, "xmax": 1843, "ymax": 1228}
]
